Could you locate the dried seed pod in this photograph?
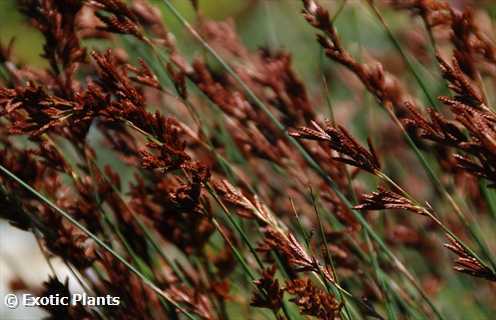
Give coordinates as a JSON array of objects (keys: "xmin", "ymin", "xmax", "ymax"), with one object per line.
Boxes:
[
  {"xmin": 354, "ymin": 186, "xmax": 428, "ymax": 216},
  {"xmin": 290, "ymin": 121, "xmax": 381, "ymax": 173},
  {"xmin": 285, "ymin": 278, "xmax": 341, "ymax": 320},
  {"xmin": 250, "ymin": 265, "xmax": 284, "ymax": 311},
  {"xmin": 445, "ymin": 236, "xmax": 496, "ymax": 282}
]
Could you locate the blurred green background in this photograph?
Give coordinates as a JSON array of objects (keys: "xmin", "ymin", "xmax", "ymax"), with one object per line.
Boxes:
[{"xmin": 0, "ymin": 0, "xmax": 390, "ymax": 80}]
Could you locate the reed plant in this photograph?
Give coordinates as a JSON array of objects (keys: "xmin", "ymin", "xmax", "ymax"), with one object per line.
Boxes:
[{"xmin": 1, "ymin": 0, "xmax": 496, "ymax": 319}]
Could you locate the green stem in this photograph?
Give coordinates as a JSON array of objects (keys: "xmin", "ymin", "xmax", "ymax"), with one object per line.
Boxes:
[
  {"xmin": 364, "ymin": 1, "xmax": 438, "ymax": 109},
  {"xmin": 0, "ymin": 164, "xmax": 197, "ymax": 320},
  {"xmin": 384, "ymin": 107, "xmax": 496, "ymax": 271},
  {"xmin": 158, "ymin": 1, "xmax": 444, "ymax": 317}
]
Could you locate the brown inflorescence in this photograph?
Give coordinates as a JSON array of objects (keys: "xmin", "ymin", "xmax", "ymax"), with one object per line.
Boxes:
[{"xmin": 1, "ymin": 0, "xmax": 496, "ymax": 318}]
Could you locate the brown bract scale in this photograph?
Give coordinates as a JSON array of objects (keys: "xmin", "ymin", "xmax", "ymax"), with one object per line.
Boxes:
[
  {"xmin": 43, "ymin": 209, "xmax": 97, "ymax": 269},
  {"xmin": 91, "ymin": 49, "xmax": 144, "ymax": 108},
  {"xmin": 0, "ymin": 145, "xmax": 96, "ymax": 269},
  {"xmin": 285, "ymin": 278, "xmax": 341, "ymax": 320},
  {"xmin": 449, "ymin": 7, "xmax": 496, "ymax": 77},
  {"xmin": 1, "ymin": 84, "xmax": 77, "ymax": 137},
  {"xmin": 199, "ymin": 18, "xmax": 248, "ymax": 58},
  {"xmin": 90, "ymin": 0, "xmax": 146, "ymax": 41},
  {"xmin": 189, "ymin": 59, "xmax": 253, "ymax": 121},
  {"xmin": 289, "ymin": 121, "xmax": 381, "ymax": 174},
  {"xmin": 354, "ymin": 186, "xmax": 428, "ymax": 216},
  {"xmin": 302, "ymin": 0, "xmax": 333, "ymax": 34},
  {"xmin": 437, "ymin": 55, "xmax": 485, "ymax": 109},
  {"xmin": 0, "ymin": 144, "xmax": 47, "ymax": 190},
  {"xmin": 125, "ymin": 59, "xmax": 161, "ymax": 90},
  {"xmin": 260, "ymin": 227, "xmax": 333, "ymax": 282},
  {"xmin": 213, "ymin": 178, "xmax": 277, "ymax": 225},
  {"xmin": 250, "ymin": 265, "xmax": 284, "ymax": 311},
  {"xmin": 445, "ymin": 236, "xmax": 496, "ymax": 281},
  {"xmin": 17, "ymin": 0, "xmax": 85, "ymax": 92},
  {"xmin": 95, "ymin": 12, "xmax": 143, "ymax": 39},
  {"xmin": 129, "ymin": 167, "xmax": 214, "ymax": 255},
  {"xmin": 387, "ymin": 0, "xmax": 451, "ymax": 28},
  {"xmin": 137, "ymin": 117, "xmax": 192, "ymax": 173},
  {"xmin": 131, "ymin": 0, "xmax": 169, "ymax": 41},
  {"xmin": 401, "ymin": 52, "xmax": 496, "ymax": 187},
  {"xmin": 253, "ymin": 50, "xmax": 314, "ymax": 126},
  {"xmin": 31, "ymin": 140, "xmax": 71, "ymax": 173},
  {"xmin": 212, "ymin": 179, "xmax": 256, "ymax": 219},
  {"xmin": 130, "ymin": 0, "xmax": 179, "ymax": 51},
  {"xmin": 197, "ymin": 17, "xmax": 315, "ymax": 132},
  {"xmin": 233, "ymin": 124, "xmax": 285, "ymax": 165},
  {"xmin": 402, "ymin": 101, "xmax": 466, "ymax": 147},
  {"xmin": 303, "ymin": 0, "xmax": 414, "ymax": 112},
  {"xmin": 99, "ymin": 122, "xmax": 141, "ymax": 165}
]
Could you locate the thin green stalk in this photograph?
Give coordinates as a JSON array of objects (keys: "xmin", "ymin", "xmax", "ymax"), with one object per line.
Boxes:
[
  {"xmin": 47, "ymin": 136, "xmax": 174, "ymax": 299},
  {"xmin": 158, "ymin": 2, "xmax": 444, "ymax": 317},
  {"xmin": 209, "ymin": 218, "xmax": 290, "ymax": 320},
  {"xmin": 33, "ymin": 228, "xmax": 58, "ymax": 277},
  {"xmin": 356, "ymin": 7, "xmax": 495, "ymax": 268},
  {"xmin": 310, "ymin": 191, "xmax": 354, "ymax": 320},
  {"xmin": 65, "ymin": 263, "xmax": 110, "ymax": 320},
  {"xmin": 363, "ymin": 1, "xmax": 438, "ymax": 109},
  {"xmin": 331, "ymin": 0, "xmax": 347, "ymax": 21},
  {"xmin": 366, "ymin": 236, "xmax": 399, "ymax": 320},
  {"xmin": 345, "ymin": 236, "xmax": 430, "ymax": 319},
  {"xmin": 325, "ymin": 17, "xmax": 400, "ymax": 309},
  {"xmin": 263, "ymin": 0, "xmax": 279, "ymax": 49},
  {"xmin": 84, "ymin": 159, "xmax": 155, "ymax": 280},
  {"xmin": 377, "ymin": 170, "xmax": 489, "ymax": 269},
  {"xmin": 481, "ymin": 182, "xmax": 496, "ymax": 221},
  {"xmin": 85, "ymin": 154, "xmax": 192, "ymax": 286},
  {"xmin": 0, "ymin": 164, "xmax": 197, "ymax": 320},
  {"xmin": 207, "ymin": 184, "xmax": 265, "ymax": 270},
  {"xmin": 121, "ymin": 108, "xmax": 265, "ymax": 288},
  {"xmin": 384, "ymin": 106, "xmax": 496, "ymax": 271},
  {"xmin": 320, "ymin": 48, "xmax": 336, "ymax": 123}
]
